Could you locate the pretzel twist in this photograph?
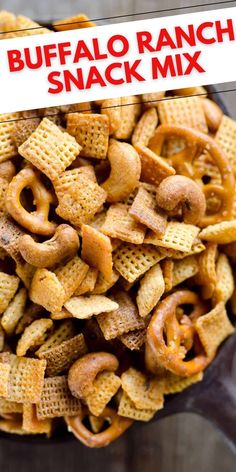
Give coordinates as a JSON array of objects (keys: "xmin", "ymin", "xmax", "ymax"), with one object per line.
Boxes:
[
  {"xmin": 65, "ymin": 407, "xmax": 133, "ymax": 448},
  {"xmin": 5, "ymin": 167, "xmax": 57, "ymax": 236},
  {"xmin": 146, "ymin": 290, "xmax": 211, "ymax": 377},
  {"xmin": 149, "ymin": 124, "xmax": 235, "ymax": 226}
]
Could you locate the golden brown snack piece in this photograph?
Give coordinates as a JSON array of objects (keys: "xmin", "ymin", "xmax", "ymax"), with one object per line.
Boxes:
[
  {"xmin": 161, "ymin": 259, "xmax": 174, "ymax": 292},
  {"xmin": 12, "ymin": 116, "xmax": 41, "ymax": 148},
  {"xmin": 113, "ymin": 243, "xmax": 164, "ymax": 283},
  {"xmin": 119, "ymin": 329, "xmax": 146, "ymax": 351},
  {"xmin": 118, "ymin": 391, "xmax": 156, "ymax": 422},
  {"xmin": 121, "ymin": 368, "xmax": 164, "ymax": 410},
  {"xmin": 129, "ymin": 185, "xmax": 167, "ymax": 236},
  {"xmin": 1, "ymin": 287, "xmax": 27, "ymax": 335},
  {"xmin": 142, "ymin": 91, "xmax": 165, "ymax": 108},
  {"xmin": 196, "ymin": 242, "xmax": 218, "ymax": 299},
  {"xmin": 146, "ymin": 290, "xmax": 210, "ymax": 376},
  {"xmin": 101, "ymin": 139, "xmax": 141, "ymax": 202},
  {"xmin": 15, "ymin": 303, "xmax": 43, "ymax": 335},
  {"xmin": 0, "ymin": 10, "xmax": 16, "ymax": 34},
  {"xmin": 19, "ymin": 118, "xmax": 80, "ymax": 181},
  {"xmin": 0, "ymin": 326, "xmax": 5, "ymax": 352},
  {"xmin": 156, "ymin": 175, "xmax": 206, "ymax": 225},
  {"xmin": 89, "ymin": 415, "xmax": 105, "ymax": 434},
  {"xmin": 0, "ymin": 216, "xmax": 26, "ymax": 264},
  {"xmin": 74, "ymin": 268, "xmax": 98, "ymax": 296},
  {"xmin": 38, "ymin": 333, "xmax": 88, "ymax": 377},
  {"xmin": 53, "ymin": 13, "xmax": 95, "ymax": 31},
  {"xmin": 0, "ymin": 113, "xmax": 20, "ymax": 162},
  {"xmin": 113, "ymin": 96, "xmax": 141, "ymax": 140},
  {"xmin": 36, "ymin": 320, "xmax": 76, "ymax": 356},
  {"xmin": 23, "ymin": 403, "xmax": 52, "ymax": 435},
  {"xmin": 6, "ymin": 167, "xmax": 57, "ymax": 236},
  {"xmin": 0, "ymin": 418, "xmax": 26, "ymax": 435},
  {"xmin": 101, "ymin": 203, "xmax": 146, "ymax": 245},
  {"xmin": 0, "ymin": 272, "xmax": 19, "ymax": 314},
  {"xmin": 0, "ymin": 362, "xmax": 11, "ymax": 396},
  {"xmin": 0, "ymin": 177, "xmax": 9, "ymax": 218},
  {"xmin": 101, "ymin": 98, "xmax": 122, "ymax": 134},
  {"xmin": 0, "ymin": 398, "xmax": 23, "ymax": 415},
  {"xmin": 172, "ymin": 256, "xmax": 199, "ymax": 287},
  {"xmin": 30, "ymin": 269, "xmax": 66, "ymax": 313},
  {"xmin": 82, "ymin": 225, "xmax": 113, "ymax": 281},
  {"xmin": 86, "ymin": 371, "xmax": 121, "ymax": 416},
  {"xmin": 55, "ymin": 256, "xmax": 89, "ymax": 301},
  {"xmin": 199, "ymin": 220, "xmax": 236, "ymax": 244},
  {"xmin": 19, "ymin": 224, "xmax": 79, "ymax": 268},
  {"xmin": 195, "ymin": 302, "xmax": 234, "ymax": 358},
  {"xmin": 0, "ymin": 160, "xmax": 16, "ymax": 182},
  {"xmin": 215, "ymin": 115, "xmax": 236, "ymax": 176},
  {"xmin": 67, "ymin": 113, "xmax": 109, "ymax": 159},
  {"xmin": 64, "ymin": 295, "xmax": 119, "ymax": 320},
  {"xmin": 163, "ymin": 371, "xmax": 203, "ymax": 394},
  {"xmin": 1, "ymin": 353, "xmax": 46, "ymax": 403},
  {"xmin": 65, "ymin": 407, "xmax": 133, "ymax": 448},
  {"xmin": 68, "ymin": 352, "xmax": 119, "ymax": 399},
  {"xmin": 145, "ymin": 221, "xmax": 200, "ymax": 252},
  {"xmin": 54, "ymin": 170, "xmax": 107, "ymax": 227},
  {"xmin": 132, "ymin": 108, "xmax": 158, "ymax": 147},
  {"xmin": 15, "ymin": 262, "xmax": 36, "ymax": 290},
  {"xmin": 136, "ymin": 263, "xmax": 165, "ymax": 318},
  {"xmin": 213, "ymin": 253, "xmax": 234, "ymax": 304},
  {"xmin": 135, "ymin": 145, "xmax": 175, "ymax": 185},
  {"xmin": 157, "ymin": 96, "xmax": 208, "ymax": 133},
  {"xmin": 202, "ymin": 98, "xmax": 223, "ymax": 132},
  {"xmin": 97, "ymin": 291, "xmax": 145, "ymax": 340},
  {"xmin": 92, "ymin": 270, "xmax": 119, "ymax": 295},
  {"xmin": 36, "ymin": 376, "xmax": 81, "ymax": 420},
  {"xmin": 16, "ymin": 318, "xmax": 53, "ymax": 356}
]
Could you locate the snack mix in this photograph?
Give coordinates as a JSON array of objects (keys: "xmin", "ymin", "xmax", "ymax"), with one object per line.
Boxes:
[{"xmin": 0, "ymin": 10, "xmax": 235, "ymax": 448}]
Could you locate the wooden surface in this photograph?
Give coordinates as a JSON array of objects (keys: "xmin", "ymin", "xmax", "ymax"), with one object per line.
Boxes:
[{"xmin": 0, "ymin": 1, "xmax": 236, "ymax": 470}]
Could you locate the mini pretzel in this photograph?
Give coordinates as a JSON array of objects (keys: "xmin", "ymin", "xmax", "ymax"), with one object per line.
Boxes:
[
  {"xmin": 65, "ymin": 407, "xmax": 133, "ymax": 448},
  {"xmin": 156, "ymin": 175, "xmax": 206, "ymax": 225},
  {"xmin": 68, "ymin": 352, "xmax": 119, "ymax": 399},
  {"xmin": 101, "ymin": 139, "xmax": 141, "ymax": 202},
  {"xmin": 5, "ymin": 167, "xmax": 57, "ymax": 236},
  {"xmin": 146, "ymin": 290, "xmax": 210, "ymax": 376},
  {"xmin": 149, "ymin": 124, "xmax": 235, "ymax": 226},
  {"xmin": 19, "ymin": 224, "xmax": 79, "ymax": 268}
]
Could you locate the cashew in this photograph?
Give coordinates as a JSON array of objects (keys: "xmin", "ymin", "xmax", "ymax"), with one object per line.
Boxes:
[
  {"xmin": 68, "ymin": 352, "xmax": 119, "ymax": 399},
  {"xmin": 156, "ymin": 175, "xmax": 206, "ymax": 225},
  {"xmin": 19, "ymin": 224, "xmax": 79, "ymax": 268},
  {"xmin": 101, "ymin": 139, "xmax": 141, "ymax": 202}
]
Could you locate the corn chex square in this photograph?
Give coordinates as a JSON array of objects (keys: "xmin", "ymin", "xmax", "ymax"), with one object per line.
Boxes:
[
  {"xmin": 67, "ymin": 113, "xmax": 109, "ymax": 159},
  {"xmin": 113, "ymin": 243, "xmax": 164, "ymax": 283},
  {"xmin": 19, "ymin": 118, "xmax": 81, "ymax": 181},
  {"xmin": 145, "ymin": 222, "xmax": 200, "ymax": 252}
]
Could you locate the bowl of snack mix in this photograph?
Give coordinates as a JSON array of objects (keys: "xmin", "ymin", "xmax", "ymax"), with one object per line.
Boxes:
[{"xmin": 0, "ymin": 10, "xmax": 236, "ymax": 450}]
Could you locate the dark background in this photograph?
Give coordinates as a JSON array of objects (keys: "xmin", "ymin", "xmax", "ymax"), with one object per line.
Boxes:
[{"xmin": 1, "ymin": 1, "xmax": 236, "ymax": 470}]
